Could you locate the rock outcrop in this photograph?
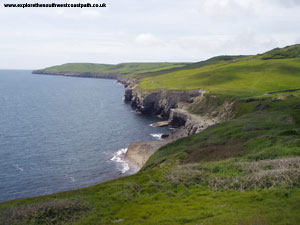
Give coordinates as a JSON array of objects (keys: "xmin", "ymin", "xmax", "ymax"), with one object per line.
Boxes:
[
  {"xmin": 151, "ymin": 121, "xmax": 169, "ymax": 127},
  {"xmin": 124, "ymin": 82, "xmax": 237, "ymax": 169},
  {"xmin": 125, "ymin": 141, "xmax": 168, "ymax": 169},
  {"xmin": 168, "ymin": 108, "xmax": 215, "ymax": 135},
  {"xmin": 124, "ymin": 85, "xmax": 202, "ymax": 117},
  {"xmin": 168, "ymin": 100, "xmax": 236, "ymax": 135},
  {"xmin": 124, "ymin": 81, "xmax": 235, "ymax": 135}
]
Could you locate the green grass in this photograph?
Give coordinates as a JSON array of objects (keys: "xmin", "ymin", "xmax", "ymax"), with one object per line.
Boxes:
[
  {"xmin": 34, "ymin": 62, "xmax": 189, "ymax": 77},
  {"xmin": 139, "ymin": 58, "xmax": 300, "ymax": 98},
  {"xmin": 145, "ymin": 96, "xmax": 300, "ymax": 168},
  {"xmin": 2, "ymin": 179, "xmax": 300, "ymax": 225},
  {"xmin": 127, "ymin": 55, "xmax": 247, "ymax": 79},
  {"xmin": 38, "ymin": 63, "xmax": 112, "ymax": 73},
  {"xmin": 138, "ymin": 45, "xmax": 300, "ymax": 98},
  {"xmin": 260, "ymin": 44, "xmax": 300, "ymax": 60}
]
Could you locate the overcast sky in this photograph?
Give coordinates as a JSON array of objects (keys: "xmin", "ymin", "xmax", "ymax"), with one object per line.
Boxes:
[{"xmin": 0, "ymin": 0, "xmax": 300, "ymax": 69}]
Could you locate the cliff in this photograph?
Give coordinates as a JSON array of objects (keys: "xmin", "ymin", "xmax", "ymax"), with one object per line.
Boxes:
[
  {"xmin": 124, "ymin": 80, "xmax": 235, "ymax": 135},
  {"xmin": 124, "ymin": 80, "xmax": 236, "ymax": 168},
  {"xmin": 124, "ymin": 79, "xmax": 199, "ymax": 116},
  {"xmin": 125, "ymin": 141, "xmax": 168, "ymax": 168},
  {"xmin": 33, "ymin": 69, "xmax": 236, "ymax": 169}
]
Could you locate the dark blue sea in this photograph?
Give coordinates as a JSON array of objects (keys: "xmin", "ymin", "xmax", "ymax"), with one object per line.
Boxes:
[{"xmin": 0, "ymin": 70, "xmax": 169, "ymax": 202}]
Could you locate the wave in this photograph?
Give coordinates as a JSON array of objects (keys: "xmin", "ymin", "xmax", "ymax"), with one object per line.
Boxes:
[
  {"xmin": 13, "ymin": 164, "xmax": 24, "ymax": 172},
  {"xmin": 65, "ymin": 175, "xmax": 76, "ymax": 182},
  {"xmin": 150, "ymin": 133, "xmax": 163, "ymax": 140},
  {"xmin": 68, "ymin": 157, "xmax": 79, "ymax": 163},
  {"xmin": 110, "ymin": 148, "xmax": 129, "ymax": 174}
]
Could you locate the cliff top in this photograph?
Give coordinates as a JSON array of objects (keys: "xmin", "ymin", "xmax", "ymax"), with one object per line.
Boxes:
[
  {"xmin": 33, "ymin": 62, "xmax": 189, "ymax": 77},
  {"xmin": 139, "ymin": 44, "xmax": 300, "ymax": 99}
]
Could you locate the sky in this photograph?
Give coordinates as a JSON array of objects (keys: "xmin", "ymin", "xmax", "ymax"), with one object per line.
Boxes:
[{"xmin": 0, "ymin": 0, "xmax": 300, "ymax": 69}]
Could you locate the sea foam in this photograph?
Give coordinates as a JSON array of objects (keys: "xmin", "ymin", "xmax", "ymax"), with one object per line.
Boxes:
[
  {"xmin": 110, "ymin": 148, "xmax": 129, "ymax": 174},
  {"xmin": 150, "ymin": 133, "xmax": 163, "ymax": 140},
  {"xmin": 13, "ymin": 164, "xmax": 24, "ymax": 172}
]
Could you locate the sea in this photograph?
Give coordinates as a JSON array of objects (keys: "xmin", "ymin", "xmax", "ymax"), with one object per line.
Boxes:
[{"xmin": 0, "ymin": 70, "xmax": 170, "ymax": 202}]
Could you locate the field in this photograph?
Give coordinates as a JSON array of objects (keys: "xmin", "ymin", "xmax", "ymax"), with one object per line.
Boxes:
[
  {"xmin": 34, "ymin": 62, "xmax": 189, "ymax": 77},
  {"xmin": 139, "ymin": 58, "xmax": 300, "ymax": 98}
]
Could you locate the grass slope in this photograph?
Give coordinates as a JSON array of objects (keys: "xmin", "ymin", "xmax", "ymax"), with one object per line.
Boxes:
[
  {"xmin": 125, "ymin": 55, "xmax": 247, "ymax": 79},
  {"xmin": 260, "ymin": 44, "xmax": 300, "ymax": 60},
  {"xmin": 34, "ymin": 62, "xmax": 189, "ymax": 77},
  {"xmin": 140, "ymin": 45, "xmax": 300, "ymax": 99}
]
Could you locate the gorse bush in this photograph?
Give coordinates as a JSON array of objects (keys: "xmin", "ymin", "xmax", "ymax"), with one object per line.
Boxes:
[{"xmin": 0, "ymin": 200, "xmax": 90, "ymax": 225}]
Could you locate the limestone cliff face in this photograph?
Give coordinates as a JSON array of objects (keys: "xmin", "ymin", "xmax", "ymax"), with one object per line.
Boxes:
[
  {"xmin": 124, "ymin": 82, "xmax": 237, "ymax": 169},
  {"xmin": 125, "ymin": 85, "xmax": 201, "ymax": 118},
  {"xmin": 168, "ymin": 104, "xmax": 234, "ymax": 136},
  {"xmin": 124, "ymin": 80, "xmax": 236, "ymax": 136}
]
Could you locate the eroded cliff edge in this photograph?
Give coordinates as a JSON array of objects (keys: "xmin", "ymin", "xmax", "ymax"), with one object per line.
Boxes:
[{"xmin": 123, "ymin": 79, "xmax": 236, "ymax": 169}]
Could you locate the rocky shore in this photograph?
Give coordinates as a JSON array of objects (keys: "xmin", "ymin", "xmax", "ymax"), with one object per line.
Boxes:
[{"xmin": 122, "ymin": 78, "xmax": 236, "ymax": 170}]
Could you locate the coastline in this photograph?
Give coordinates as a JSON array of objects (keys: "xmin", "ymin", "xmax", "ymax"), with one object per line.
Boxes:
[
  {"xmin": 32, "ymin": 71, "xmax": 180, "ymax": 172},
  {"xmin": 32, "ymin": 71, "xmax": 231, "ymax": 171},
  {"xmin": 121, "ymin": 77, "xmax": 236, "ymax": 170},
  {"xmin": 32, "ymin": 70, "xmax": 120, "ymax": 79},
  {"xmin": 2, "ymin": 45, "xmax": 300, "ymax": 223},
  {"xmin": 125, "ymin": 127, "xmax": 188, "ymax": 170}
]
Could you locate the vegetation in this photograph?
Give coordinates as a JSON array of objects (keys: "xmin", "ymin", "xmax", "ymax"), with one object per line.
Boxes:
[
  {"xmin": 139, "ymin": 45, "xmax": 300, "ymax": 100},
  {"xmin": 145, "ymin": 96, "xmax": 300, "ymax": 169},
  {"xmin": 0, "ymin": 200, "xmax": 90, "ymax": 225},
  {"xmin": 2, "ymin": 44, "xmax": 300, "ymax": 224},
  {"xmin": 34, "ymin": 62, "xmax": 189, "ymax": 77},
  {"xmin": 140, "ymin": 58, "xmax": 300, "ymax": 98},
  {"xmin": 260, "ymin": 44, "xmax": 300, "ymax": 60},
  {"xmin": 126, "ymin": 55, "xmax": 247, "ymax": 79}
]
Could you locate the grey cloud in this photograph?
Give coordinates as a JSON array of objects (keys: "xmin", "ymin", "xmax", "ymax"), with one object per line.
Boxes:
[
  {"xmin": 271, "ymin": 0, "xmax": 300, "ymax": 7},
  {"xmin": 0, "ymin": 0, "xmax": 300, "ymax": 69}
]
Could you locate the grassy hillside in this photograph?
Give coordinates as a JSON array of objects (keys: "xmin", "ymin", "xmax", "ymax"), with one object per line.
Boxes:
[
  {"xmin": 139, "ymin": 45, "xmax": 300, "ymax": 99},
  {"xmin": 260, "ymin": 44, "xmax": 300, "ymax": 60},
  {"xmin": 2, "ymin": 45, "xmax": 300, "ymax": 225},
  {"xmin": 36, "ymin": 63, "xmax": 112, "ymax": 73},
  {"xmin": 1, "ymin": 95, "xmax": 300, "ymax": 225},
  {"xmin": 124, "ymin": 55, "xmax": 248, "ymax": 79},
  {"xmin": 34, "ymin": 62, "xmax": 189, "ymax": 77}
]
